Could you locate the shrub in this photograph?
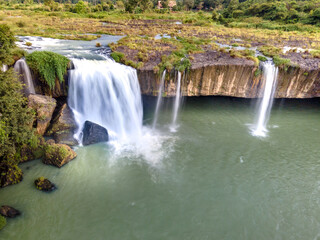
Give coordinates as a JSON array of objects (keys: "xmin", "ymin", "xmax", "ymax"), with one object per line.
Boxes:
[
  {"xmin": 26, "ymin": 51, "xmax": 70, "ymax": 89},
  {"xmin": 273, "ymin": 56, "xmax": 291, "ymax": 67},
  {"xmin": 0, "ymin": 24, "xmax": 16, "ymax": 65},
  {"xmin": 110, "ymin": 51, "xmax": 125, "ymax": 63},
  {"xmin": 258, "ymin": 55, "xmax": 267, "ymax": 62}
]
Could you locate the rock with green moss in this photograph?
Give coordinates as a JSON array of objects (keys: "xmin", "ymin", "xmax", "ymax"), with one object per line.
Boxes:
[
  {"xmin": 20, "ymin": 136, "xmax": 46, "ymax": 163},
  {"xmin": 34, "ymin": 177, "xmax": 56, "ymax": 192},
  {"xmin": 0, "ymin": 163, "xmax": 23, "ymax": 188},
  {"xmin": 28, "ymin": 94, "xmax": 56, "ymax": 136},
  {"xmin": 43, "ymin": 144, "xmax": 77, "ymax": 168},
  {"xmin": 0, "ymin": 215, "xmax": 6, "ymax": 230},
  {"xmin": 0, "ymin": 206, "xmax": 21, "ymax": 218},
  {"xmin": 25, "ymin": 51, "xmax": 69, "ymax": 90}
]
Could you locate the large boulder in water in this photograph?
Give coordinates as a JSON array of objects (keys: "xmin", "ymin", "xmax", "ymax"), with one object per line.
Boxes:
[
  {"xmin": 48, "ymin": 103, "xmax": 78, "ymax": 146},
  {"xmin": 34, "ymin": 177, "xmax": 56, "ymax": 192},
  {"xmin": 82, "ymin": 121, "xmax": 109, "ymax": 146},
  {"xmin": 0, "ymin": 206, "xmax": 21, "ymax": 218},
  {"xmin": 28, "ymin": 94, "xmax": 56, "ymax": 135},
  {"xmin": 43, "ymin": 143, "xmax": 77, "ymax": 168}
]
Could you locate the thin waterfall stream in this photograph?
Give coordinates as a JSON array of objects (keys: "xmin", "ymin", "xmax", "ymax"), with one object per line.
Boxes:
[
  {"xmin": 170, "ymin": 71, "xmax": 182, "ymax": 132},
  {"xmin": 13, "ymin": 58, "xmax": 35, "ymax": 95},
  {"xmin": 152, "ymin": 70, "xmax": 166, "ymax": 129},
  {"xmin": 252, "ymin": 61, "xmax": 278, "ymax": 137}
]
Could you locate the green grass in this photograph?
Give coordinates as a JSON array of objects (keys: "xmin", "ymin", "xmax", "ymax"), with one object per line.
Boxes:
[{"xmin": 26, "ymin": 51, "xmax": 70, "ymax": 89}]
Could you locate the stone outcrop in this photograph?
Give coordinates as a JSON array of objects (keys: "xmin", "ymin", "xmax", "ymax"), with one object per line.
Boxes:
[
  {"xmin": 137, "ymin": 61, "xmax": 320, "ymax": 98},
  {"xmin": 82, "ymin": 121, "xmax": 109, "ymax": 146},
  {"xmin": 0, "ymin": 206, "xmax": 21, "ymax": 218},
  {"xmin": 0, "ymin": 164, "xmax": 23, "ymax": 188},
  {"xmin": 20, "ymin": 136, "xmax": 46, "ymax": 163},
  {"xmin": 43, "ymin": 144, "xmax": 77, "ymax": 168},
  {"xmin": 28, "ymin": 94, "xmax": 56, "ymax": 135},
  {"xmin": 34, "ymin": 177, "xmax": 56, "ymax": 192},
  {"xmin": 48, "ymin": 104, "xmax": 78, "ymax": 146}
]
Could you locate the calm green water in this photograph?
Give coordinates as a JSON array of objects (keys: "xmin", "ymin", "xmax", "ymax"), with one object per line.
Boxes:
[{"xmin": 1, "ymin": 97, "xmax": 320, "ymax": 240}]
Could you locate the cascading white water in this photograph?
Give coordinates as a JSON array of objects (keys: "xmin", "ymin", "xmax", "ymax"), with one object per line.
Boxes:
[
  {"xmin": 14, "ymin": 59, "xmax": 35, "ymax": 95},
  {"xmin": 1, "ymin": 65, "xmax": 8, "ymax": 72},
  {"xmin": 170, "ymin": 71, "xmax": 182, "ymax": 132},
  {"xmin": 252, "ymin": 61, "xmax": 278, "ymax": 137},
  {"xmin": 152, "ymin": 70, "xmax": 166, "ymax": 129},
  {"xmin": 68, "ymin": 59, "xmax": 143, "ymax": 143}
]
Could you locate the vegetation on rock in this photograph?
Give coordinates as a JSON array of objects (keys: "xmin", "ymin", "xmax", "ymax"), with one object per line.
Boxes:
[
  {"xmin": 34, "ymin": 176, "xmax": 56, "ymax": 192},
  {"xmin": 25, "ymin": 51, "xmax": 70, "ymax": 90},
  {"xmin": 43, "ymin": 143, "xmax": 77, "ymax": 168}
]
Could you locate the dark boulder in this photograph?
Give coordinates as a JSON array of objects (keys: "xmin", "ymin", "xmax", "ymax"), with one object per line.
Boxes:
[
  {"xmin": 34, "ymin": 177, "xmax": 56, "ymax": 192},
  {"xmin": 82, "ymin": 121, "xmax": 109, "ymax": 146},
  {"xmin": 0, "ymin": 206, "xmax": 21, "ymax": 218}
]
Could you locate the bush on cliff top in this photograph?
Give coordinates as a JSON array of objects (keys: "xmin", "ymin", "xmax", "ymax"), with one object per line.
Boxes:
[{"xmin": 26, "ymin": 51, "xmax": 70, "ymax": 89}]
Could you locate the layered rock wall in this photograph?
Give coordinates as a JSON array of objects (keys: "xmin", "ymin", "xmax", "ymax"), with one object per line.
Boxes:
[{"xmin": 137, "ymin": 64, "xmax": 320, "ymax": 98}]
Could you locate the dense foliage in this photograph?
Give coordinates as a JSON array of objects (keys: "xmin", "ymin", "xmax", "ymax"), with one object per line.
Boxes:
[
  {"xmin": 0, "ymin": 69, "xmax": 35, "ymax": 165},
  {"xmin": 0, "ymin": 24, "xmax": 16, "ymax": 66},
  {"xmin": 25, "ymin": 51, "xmax": 70, "ymax": 89}
]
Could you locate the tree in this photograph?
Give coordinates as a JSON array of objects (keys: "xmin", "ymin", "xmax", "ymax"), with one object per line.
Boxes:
[
  {"xmin": 0, "ymin": 25, "xmax": 16, "ymax": 66},
  {"xmin": 184, "ymin": 0, "xmax": 194, "ymax": 10},
  {"xmin": 74, "ymin": 0, "xmax": 87, "ymax": 13}
]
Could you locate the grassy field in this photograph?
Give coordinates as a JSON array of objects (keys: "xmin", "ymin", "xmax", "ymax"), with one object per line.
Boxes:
[{"xmin": 1, "ymin": 4, "xmax": 320, "ymax": 72}]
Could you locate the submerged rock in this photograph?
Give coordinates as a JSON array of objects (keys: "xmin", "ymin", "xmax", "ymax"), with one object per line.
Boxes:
[
  {"xmin": 34, "ymin": 177, "xmax": 56, "ymax": 192},
  {"xmin": 0, "ymin": 164, "xmax": 23, "ymax": 188},
  {"xmin": 28, "ymin": 94, "xmax": 56, "ymax": 135},
  {"xmin": 43, "ymin": 144, "xmax": 77, "ymax": 168},
  {"xmin": 82, "ymin": 121, "xmax": 109, "ymax": 146},
  {"xmin": 48, "ymin": 104, "xmax": 78, "ymax": 146},
  {"xmin": 0, "ymin": 215, "xmax": 6, "ymax": 230},
  {"xmin": 0, "ymin": 206, "xmax": 21, "ymax": 218}
]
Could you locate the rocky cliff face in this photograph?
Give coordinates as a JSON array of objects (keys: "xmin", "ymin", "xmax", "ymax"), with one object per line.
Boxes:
[{"xmin": 137, "ymin": 63, "xmax": 320, "ymax": 98}]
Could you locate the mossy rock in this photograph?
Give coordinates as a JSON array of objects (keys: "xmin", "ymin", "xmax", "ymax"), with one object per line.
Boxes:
[
  {"xmin": 0, "ymin": 215, "xmax": 6, "ymax": 230},
  {"xmin": 0, "ymin": 164, "xmax": 23, "ymax": 188},
  {"xmin": 43, "ymin": 144, "xmax": 77, "ymax": 168},
  {"xmin": 34, "ymin": 177, "xmax": 56, "ymax": 192}
]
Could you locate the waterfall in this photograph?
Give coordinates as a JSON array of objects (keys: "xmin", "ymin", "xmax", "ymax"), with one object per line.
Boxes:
[
  {"xmin": 68, "ymin": 59, "xmax": 143, "ymax": 143},
  {"xmin": 14, "ymin": 59, "xmax": 35, "ymax": 95},
  {"xmin": 252, "ymin": 61, "xmax": 278, "ymax": 137},
  {"xmin": 1, "ymin": 65, "xmax": 8, "ymax": 72},
  {"xmin": 152, "ymin": 70, "xmax": 166, "ymax": 129},
  {"xmin": 170, "ymin": 71, "xmax": 182, "ymax": 132}
]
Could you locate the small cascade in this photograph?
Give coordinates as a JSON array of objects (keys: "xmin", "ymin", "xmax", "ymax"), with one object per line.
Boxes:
[
  {"xmin": 252, "ymin": 61, "xmax": 278, "ymax": 137},
  {"xmin": 170, "ymin": 71, "xmax": 182, "ymax": 132},
  {"xmin": 68, "ymin": 59, "xmax": 143, "ymax": 143},
  {"xmin": 13, "ymin": 59, "xmax": 35, "ymax": 95},
  {"xmin": 152, "ymin": 70, "xmax": 166, "ymax": 129},
  {"xmin": 1, "ymin": 65, "xmax": 8, "ymax": 72}
]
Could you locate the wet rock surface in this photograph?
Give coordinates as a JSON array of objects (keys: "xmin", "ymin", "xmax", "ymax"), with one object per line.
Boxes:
[
  {"xmin": 34, "ymin": 177, "xmax": 56, "ymax": 192},
  {"xmin": 82, "ymin": 121, "xmax": 109, "ymax": 146},
  {"xmin": 0, "ymin": 206, "xmax": 21, "ymax": 218}
]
